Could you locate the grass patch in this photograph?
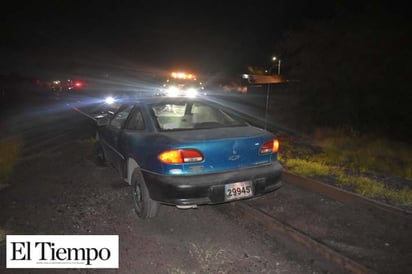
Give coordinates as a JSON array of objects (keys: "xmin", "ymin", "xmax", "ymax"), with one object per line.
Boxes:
[
  {"xmin": 81, "ymin": 136, "xmax": 96, "ymax": 145},
  {"xmin": 0, "ymin": 137, "xmax": 22, "ymax": 186},
  {"xmin": 335, "ymin": 173, "xmax": 412, "ymax": 206},
  {"xmin": 313, "ymin": 128, "xmax": 412, "ymax": 179},
  {"xmin": 279, "ymin": 128, "xmax": 412, "ymax": 207},
  {"xmin": 284, "ymin": 158, "xmax": 330, "ymax": 177},
  {"xmin": 0, "ymin": 228, "xmax": 6, "ymax": 242}
]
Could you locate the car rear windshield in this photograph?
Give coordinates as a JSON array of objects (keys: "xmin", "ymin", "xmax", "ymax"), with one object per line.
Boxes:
[{"xmin": 151, "ymin": 101, "xmax": 246, "ymax": 130}]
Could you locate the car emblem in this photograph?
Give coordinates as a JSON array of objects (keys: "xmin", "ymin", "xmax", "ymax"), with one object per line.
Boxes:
[{"xmin": 228, "ymin": 150, "xmax": 240, "ymax": 161}]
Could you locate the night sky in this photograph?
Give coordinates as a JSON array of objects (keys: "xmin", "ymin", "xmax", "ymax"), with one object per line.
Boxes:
[{"xmin": 0, "ymin": 1, "xmax": 407, "ymax": 79}]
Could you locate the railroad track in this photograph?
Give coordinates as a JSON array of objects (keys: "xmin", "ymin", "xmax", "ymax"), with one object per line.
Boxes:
[
  {"xmin": 283, "ymin": 172, "xmax": 412, "ymax": 217},
  {"xmin": 211, "ymin": 95, "xmax": 412, "ymax": 273},
  {"xmin": 217, "ymin": 172, "xmax": 412, "ymax": 274},
  {"xmin": 66, "ymin": 91, "xmax": 412, "ymax": 274},
  {"xmin": 226, "ymin": 202, "xmax": 374, "ymax": 274}
]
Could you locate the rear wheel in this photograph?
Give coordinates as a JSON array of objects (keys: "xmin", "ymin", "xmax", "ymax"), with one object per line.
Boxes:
[{"xmin": 131, "ymin": 169, "xmax": 159, "ymax": 219}]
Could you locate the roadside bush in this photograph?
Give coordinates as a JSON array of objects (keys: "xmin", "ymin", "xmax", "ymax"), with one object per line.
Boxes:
[{"xmin": 0, "ymin": 137, "xmax": 22, "ymax": 186}]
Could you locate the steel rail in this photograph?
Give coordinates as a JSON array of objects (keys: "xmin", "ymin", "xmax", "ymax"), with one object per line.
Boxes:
[
  {"xmin": 219, "ymin": 170, "xmax": 412, "ymax": 274},
  {"xmin": 222, "ymin": 201, "xmax": 377, "ymax": 274},
  {"xmin": 283, "ymin": 171, "xmax": 412, "ymax": 217},
  {"xmin": 233, "ymin": 201, "xmax": 377, "ymax": 274}
]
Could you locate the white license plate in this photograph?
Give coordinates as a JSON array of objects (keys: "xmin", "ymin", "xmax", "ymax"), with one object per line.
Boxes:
[{"xmin": 225, "ymin": 181, "xmax": 253, "ymax": 201}]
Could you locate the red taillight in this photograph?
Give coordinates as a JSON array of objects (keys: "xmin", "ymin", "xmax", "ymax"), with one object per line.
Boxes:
[
  {"xmin": 260, "ymin": 139, "xmax": 280, "ymax": 154},
  {"xmin": 181, "ymin": 149, "xmax": 204, "ymax": 162},
  {"xmin": 75, "ymin": 81, "xmax": 82, "ymax": 87},
  {"xmin": 158, "ymin": 149, "xmax": 204, "ymax": 164}
]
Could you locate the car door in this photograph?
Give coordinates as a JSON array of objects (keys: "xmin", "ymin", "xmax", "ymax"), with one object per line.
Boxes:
[
  {"xmin": 102, "ymin": 105, "xmax": 134, "ymax": 172},
  {"xmin": 117, "ymin": 107, "xmax": 147, "ymax": 175}
]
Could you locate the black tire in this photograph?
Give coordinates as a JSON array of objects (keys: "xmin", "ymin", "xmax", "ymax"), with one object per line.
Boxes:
[
  {"xmin": 94, "ymin": 141, "xmax": 106, "ymax": 166},
  {"xmin": 131, "ymin": 169, "xmax": 159, "ymax": 219}
]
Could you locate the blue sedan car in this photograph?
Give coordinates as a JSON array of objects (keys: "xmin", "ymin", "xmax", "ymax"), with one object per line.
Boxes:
[{"xmin": 95, "ymin": 97, "xmax": 282, "ymax": 218}]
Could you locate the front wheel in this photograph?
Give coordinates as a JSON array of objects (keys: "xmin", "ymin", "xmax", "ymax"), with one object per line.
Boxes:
[
  {"xmin": 94, "ymin": 141, "xmax": 106, "ymax": 166},
  {"xmin": 131, "ymin": 170, "xmax": 159, "ymax": 219}
]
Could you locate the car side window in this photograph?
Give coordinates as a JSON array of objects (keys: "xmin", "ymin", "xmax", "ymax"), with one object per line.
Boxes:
[
  {"xmin": 124, "ymin": 108, "xmax": 145, "ymax": 130},
  {"xmin": 110, "ymin": 105, "xmax": 133, "ymax": 129}
]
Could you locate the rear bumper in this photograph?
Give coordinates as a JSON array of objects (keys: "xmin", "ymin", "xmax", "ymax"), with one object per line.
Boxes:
[{"xmin": 142, "ymin": 162, "xmax": 283, "ymax": 205}]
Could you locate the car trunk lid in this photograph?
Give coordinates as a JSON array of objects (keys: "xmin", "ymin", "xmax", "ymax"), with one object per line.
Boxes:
[{"xmin": 159, "ymin": 126, "xmax": 276, "ymax": 174}]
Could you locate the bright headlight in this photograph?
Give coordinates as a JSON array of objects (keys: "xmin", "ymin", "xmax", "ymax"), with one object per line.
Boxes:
[
  {"xmin": 186, "ymin": 88, "xmax": 198, "ymax": 98},
  {"xmin": 166, "ymin": 86, "xmax": 179, "ymax": 97},
  {"xmin": 105, "ymin": 96, "xmax": 115, "ymax": 105}
]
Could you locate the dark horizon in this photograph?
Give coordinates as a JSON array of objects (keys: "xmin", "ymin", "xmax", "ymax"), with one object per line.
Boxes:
[
  {"xmin": 2, "ymin": 1, "xmax": 409, "ymax": 80},
  {"xmin": 1, "ymin": 0, "xmax": 376, "ymax": 79}
]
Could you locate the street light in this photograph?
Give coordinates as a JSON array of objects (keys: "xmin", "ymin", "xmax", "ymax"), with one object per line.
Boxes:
[
  {"xmin": 265, "ymin": 56, "xmax": 277, "ymax": 129},
  {"xmin": 271, "ymin": 56, "xmax": 281, "ymax": 75},
  {"xmin": 264, "ymin": 56, "xmax": 282, "ymax": 129}
]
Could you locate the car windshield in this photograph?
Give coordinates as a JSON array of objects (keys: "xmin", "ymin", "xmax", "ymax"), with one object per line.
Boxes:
[{"xmin": 151, "ymin": 101, "xmax": 246, "ymax": 130}]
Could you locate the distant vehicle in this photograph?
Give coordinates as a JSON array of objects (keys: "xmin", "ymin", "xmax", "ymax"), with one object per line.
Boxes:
[
  {"xmin": 102, "ymin": 90, "xmax": 141, "ymax": 103},
  {"xmin": 100, "ymin": 89, "xmax": 150, "ymax": 108},
  {"xmin": 66, "ymin": 79, "xmax": 84, "ymax": 91},
  {"xmin": 93, "ymin": 90, "xmax": 143, "ymax": 120},
  {"xmin": 159, "ymin": 72, "xmax": 206, "ymax": 97},
  {"xmin": 95, "ymin": 96, "xmax": 283, "ymax": 219},
  {"xmin": 49, "ymin": 79, "xmax": 84, "ymax": 93}
]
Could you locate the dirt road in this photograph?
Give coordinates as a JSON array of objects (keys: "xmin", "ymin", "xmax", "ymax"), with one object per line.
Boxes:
[{"xmin": 0, "ymin": 95, "xmax": 339, "ymax": 273}]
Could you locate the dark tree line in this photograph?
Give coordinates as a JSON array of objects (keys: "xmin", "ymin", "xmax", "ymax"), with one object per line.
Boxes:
[{"xmin": 273, "ymin": 3, "xmax": 411, "ymax": 140}]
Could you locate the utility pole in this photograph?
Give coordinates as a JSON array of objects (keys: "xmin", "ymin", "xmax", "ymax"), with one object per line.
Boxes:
[
  {"xmin": 264, "ymin": 82, "xmax": 270, "ymax": 130},
  {"xmin": 277, "ymin": 59, "xmax": 281, "ymax": 75},
  {"xmin": 264, "ymin": 56, "xmax": 281, "ymax": 130}
]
